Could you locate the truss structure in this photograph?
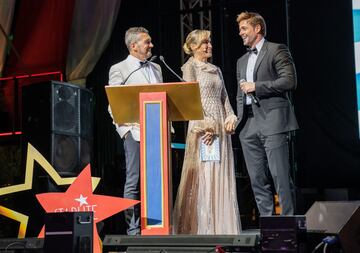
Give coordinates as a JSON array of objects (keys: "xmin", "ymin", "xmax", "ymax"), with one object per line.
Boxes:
[{"xmin": 180, "ymin": 0, "xmax": 212, "ymax": 64}]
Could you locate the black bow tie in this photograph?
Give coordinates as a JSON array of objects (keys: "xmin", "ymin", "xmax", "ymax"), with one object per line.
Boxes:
[
  {"xmin": 140, "ymin": 61, "xmax": 148, "ymax": 66},
  {"xmin": 247, "ymin": 47, "xmax": 258, "ymax": 55}
]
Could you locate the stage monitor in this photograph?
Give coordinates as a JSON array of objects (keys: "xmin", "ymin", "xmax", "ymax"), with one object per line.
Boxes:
[
  {"xmin": 0, "ymin": 237, "xmax": 43, "ymax": 252},
  {"xmin": 102, "ymin": 234, "xmax": 260, "ymax": 253}
]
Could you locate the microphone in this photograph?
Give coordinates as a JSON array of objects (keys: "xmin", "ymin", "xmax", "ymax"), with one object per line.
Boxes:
[
  {"xmin": 148, "ymin": 55, "xmax": 158, "ymax": 63},
  {"xmin": 240, "ymin": 79, "xmax": 259, "ymax": 105},
  {"xmin": 159, "ymin": 55, "xmax": 185, "ymax": 82},
  {"xmin": 121, "ymin": 55, "xmax": 157, "ymax": 85}
]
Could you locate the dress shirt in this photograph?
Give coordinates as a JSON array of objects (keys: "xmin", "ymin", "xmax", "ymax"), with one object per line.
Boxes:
[{"xmin": 245, "ymin": 38, "xmax": 265, "ymax": 105}]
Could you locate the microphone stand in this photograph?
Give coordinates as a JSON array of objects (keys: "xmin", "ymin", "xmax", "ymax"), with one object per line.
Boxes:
[
  {"xmin": 121, "ymin": 55, "xmax": 157, "ymax": 85},
  {"xmin": 121, "ymin": 65, "xmax": 144, "ymax": 85},
  {"xmin": 159, "ymin": 55, "xmax": 185, "ymax": 82}
]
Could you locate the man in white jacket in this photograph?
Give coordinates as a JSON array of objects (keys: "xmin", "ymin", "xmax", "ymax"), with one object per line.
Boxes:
[{"xmin": 108, "ymin": 27, "xmax": 162, "ymax": 235}]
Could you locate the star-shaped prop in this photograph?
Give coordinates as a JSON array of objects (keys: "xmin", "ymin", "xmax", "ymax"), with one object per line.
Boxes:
[
  {"xmin": 36, "ymin": 164, "xmax": 139, "ymax": 253},
  {"xmin": 0, "ymin": 143, "xmax": 101, "ymax": 237}
]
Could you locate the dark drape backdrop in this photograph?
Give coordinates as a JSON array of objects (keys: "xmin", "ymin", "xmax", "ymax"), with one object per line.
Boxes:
[
  {"xmin": 87, "ymin": 0, "xmax": 289, "ymax": 183},
  {"xmin": 86, "ymin": 0, "xmax": 289, "ymax": 231},
  {"xmin": 1, "ymin": 0, "xmax": 359, "ymax": 237},
  {"xmin": 290, "ymin": 0, "xmax": 360, "ymax": 189},
  {"xmin": 88, "ymin": 0, "xmax": 360, "ymax": 219}
]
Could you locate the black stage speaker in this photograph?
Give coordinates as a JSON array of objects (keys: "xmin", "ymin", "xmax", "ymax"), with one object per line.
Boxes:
[
  {"xmin": 260, "ymin": 215, "xmax": 307, "ymax": 253},
  {"xmin": 22, "ymin": 81, "xmax": 93, "ymax": 176},
  {"xmin": 0, "ymin": 237, "xmax": 43, "ymax": 252},
  {"xmin": 103, "ymin": 234, "xmax": 260, "ymax": 252},
  {"xmin": 44, "ymin": 212, "xmax": 93, "ymax": 253},
  {"xmin": 306, "ymin": 201, "xmax": 360, "ymax": 253}
]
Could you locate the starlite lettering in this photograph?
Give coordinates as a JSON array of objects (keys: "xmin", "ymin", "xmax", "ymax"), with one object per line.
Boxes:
[{"xmin": 54, "ymin": 205, "xmax": 98, "ymax": 220}]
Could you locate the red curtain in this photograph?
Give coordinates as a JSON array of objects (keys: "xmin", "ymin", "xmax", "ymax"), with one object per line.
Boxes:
[
  {"xmin": 5, "ymin": 0, "xmax": 75, "ymax": 76},
  {"xmin": 1, "ymin": 0, "xmax": 75, "ymax": 132}
]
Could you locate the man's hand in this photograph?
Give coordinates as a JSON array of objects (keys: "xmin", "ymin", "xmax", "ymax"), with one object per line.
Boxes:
[{"xmin": 240, "ymin": 81, "xmax": 255, "ymax": 94}]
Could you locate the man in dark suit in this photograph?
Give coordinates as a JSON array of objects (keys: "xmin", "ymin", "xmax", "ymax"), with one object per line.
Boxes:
[
  {"xmin": 235, "ymin": 12, "xmax": 298, "ymax": 216},
  {"xmin": 108, "ymin": 27, "xmax": 162, "ymax": 235}
]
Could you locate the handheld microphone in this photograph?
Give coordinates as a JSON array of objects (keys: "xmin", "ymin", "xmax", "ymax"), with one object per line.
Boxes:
[
  {"xmin": 159, "ymin": 55, "xmax": 185, "ymax": 82},
  {"xmin": 121, "ymin": 55, "xmax": 157, "ymax": 85},
  {"xmin": 240, "ymin": 79, "xmax": 259, "ymax": 105}
]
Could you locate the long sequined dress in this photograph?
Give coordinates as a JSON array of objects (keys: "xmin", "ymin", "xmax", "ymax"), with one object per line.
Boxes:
[{"xmin": 173, "ymin": 57, "xmax": 242, "ymax": 234}]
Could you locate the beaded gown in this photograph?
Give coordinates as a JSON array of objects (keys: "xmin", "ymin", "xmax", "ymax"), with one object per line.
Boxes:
[{"xmin": 173, "ymin": 57, "xmax": 242, "ymax": 234}]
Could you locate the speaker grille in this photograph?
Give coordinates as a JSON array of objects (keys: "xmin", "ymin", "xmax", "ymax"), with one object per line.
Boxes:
[
  {"xmin": 22, "ymin": 81, "xmax": 93, "ymax": 177},
  {"xmin": 52, "ymin": 83, "xmax": 80, "ymax": 135},
  {"xmin": 51, "ymin": 134, "xmax": 79, "ymax": 175},
  {"xmin": 80, "ymin": 89, "xmax": 93, "ymax": 139}
]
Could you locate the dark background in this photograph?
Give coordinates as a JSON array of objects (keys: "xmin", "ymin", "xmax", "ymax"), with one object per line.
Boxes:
[
  {"xmin": 87, "ymin": 0, "xmax": 360, "ymax": 191},
  {"xmin": 85, "ymin": 0, "xmax": 360, "ymax": 233},
  {"xmin": 1, "ymin": 0, "xmax": 360, "ymax": 236}
]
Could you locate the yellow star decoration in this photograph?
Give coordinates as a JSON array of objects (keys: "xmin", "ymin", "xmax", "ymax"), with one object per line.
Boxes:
[
  {"xmin": 0, "ymin": 206, "xmax": 28, "ymax": 238},
  {"xmin": 0, "ymin": 143, "xmax": 101, "ymax": 238}
]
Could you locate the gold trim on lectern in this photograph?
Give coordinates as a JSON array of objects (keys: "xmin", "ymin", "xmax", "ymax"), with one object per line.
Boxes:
[{"xmin": 105, "ymin": 82, "xmax": 203, "ymax": 124}]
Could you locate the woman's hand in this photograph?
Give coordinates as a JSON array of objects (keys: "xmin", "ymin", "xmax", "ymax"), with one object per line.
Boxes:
[
  {"xmin": 224, "ymin": 116, "xmax": 238, "ymax": 134},
  {"xmin": 224, "ymin": 121, "xmax": 235, "ymax": 134},
  {"xmin": 201, "ymin": 131, "xmax": 215, "ymax": 145}
]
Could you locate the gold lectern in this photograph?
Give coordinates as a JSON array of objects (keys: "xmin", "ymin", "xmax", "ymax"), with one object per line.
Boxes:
[{"xmin": 105, "ymin": 82, "xmax": 203, "ymax": 235}]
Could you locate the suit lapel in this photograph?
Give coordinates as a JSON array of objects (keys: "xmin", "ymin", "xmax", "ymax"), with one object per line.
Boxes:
[
  {"xmin": 253, "ymin": 41, "xmax": 268, "ymax": 81},
  {"xmin": 240, "ymin": 56, "xmax": 249, "ymax": 101},
  {"xmin": 241, "ymin": 55, "xmax": 249, "ymax": 80},
  {"xmin": 124, "ymin": 58, "xmax": 149, "ymax": 84}
]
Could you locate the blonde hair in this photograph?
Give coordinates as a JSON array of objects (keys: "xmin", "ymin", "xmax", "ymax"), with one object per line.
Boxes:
[
  {"xmin": 183, "ymin": 29, "xmax": 211, "ymax": 55},
  {"xmin": 236, "ymin": 12, "xmax": 267, "ymax": 37}
]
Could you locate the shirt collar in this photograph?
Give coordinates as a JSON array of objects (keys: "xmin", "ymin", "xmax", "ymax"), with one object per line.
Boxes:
[
  {"xmin": 127, "ymin": 54, "xmax": 145, "ymax": 67},
  {"xmin": 254, "ymin": 37, "xmax": 265, "ymax": 53}
]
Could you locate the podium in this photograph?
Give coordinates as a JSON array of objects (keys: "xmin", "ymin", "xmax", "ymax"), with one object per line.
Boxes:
[{"xmin": 106, "ymin": 82, "xmax": 203, "ymax": 235}]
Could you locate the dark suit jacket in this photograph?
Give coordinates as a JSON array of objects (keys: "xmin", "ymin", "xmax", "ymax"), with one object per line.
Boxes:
[{"xmin": 236, "ymin": 40, "xmax": 299, "ymax": 135}]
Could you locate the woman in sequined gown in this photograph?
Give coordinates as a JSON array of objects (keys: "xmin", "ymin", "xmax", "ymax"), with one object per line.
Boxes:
[{"xmin": 173, "ymin": 30, "xmax": 242, "ymax": 234}]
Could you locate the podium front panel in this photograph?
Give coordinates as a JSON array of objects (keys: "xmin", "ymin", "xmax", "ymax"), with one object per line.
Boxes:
[{"xmin": 140, "ymin": 92, "xmax": 171, "ymax": 235}]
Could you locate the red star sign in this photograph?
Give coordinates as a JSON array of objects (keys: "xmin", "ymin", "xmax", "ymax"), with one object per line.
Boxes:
[{"xmin": 36, "ymin": 164, "xmax": 139, "ymax": 253}]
